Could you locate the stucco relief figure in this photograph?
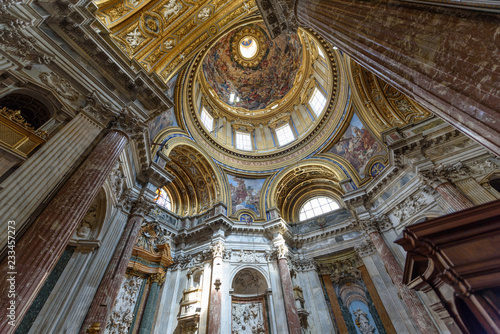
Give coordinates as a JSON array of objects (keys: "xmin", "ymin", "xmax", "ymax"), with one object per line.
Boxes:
[
  {"xmin": 125, "ymin": 28, "xmax": 144, "ymax": 48},
  {"xmin": 162, "ymin": 0, "xmax": 182, "ymax": 20},
  {"xmin": 354, "ymin": 308, "xmax": 375, "ymax": 334},
  {"xmin": 75, "ymin": 206, "xmax": 97, "ymax": 239},
  {"xmin": 232, "ymin": 302, "xmax": 266, "ymax": 334}
]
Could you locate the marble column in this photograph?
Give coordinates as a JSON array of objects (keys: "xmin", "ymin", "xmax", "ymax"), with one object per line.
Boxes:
[
  {"xmin": 276, "ymin": 244, "xmax": 301, "ymax": 334},
  {"xmin": 0, "ymin": 128, "xmax": 130, "ymax": 334},
  {"xmin": 419, "ymin": 168, "xmax": 474, "ymax": 212},
  {"xmin": 0, "ymin": 113, "xmax": 102, "ymax": 249},
  {"xmin": 295, "ymin": 0, "xmax": 500, "ymax": 155},
  {"xmin": 208, "ymin": 240, "xmax": 225, "ymax": 334},
  {"xmin": 362, "ymin": 220, "xmax": 438, "ymax": 334},
  {"xmin": 138, "ymin": 273, "xmax": 165, "ymax": 334},
  {"xmin": 79, "ymin": 199, "xmax": 153, "ymax": 334}
]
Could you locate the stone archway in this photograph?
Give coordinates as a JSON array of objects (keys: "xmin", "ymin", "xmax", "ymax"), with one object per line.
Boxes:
[{"xmin": 231, "ymin": 268, "xmax": 270, "ymax": 334}]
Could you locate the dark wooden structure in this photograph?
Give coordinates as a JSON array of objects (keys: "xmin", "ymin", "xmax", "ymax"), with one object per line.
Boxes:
[{"xmin": 396, "ymin": 199, "xmax": 500, "ymax": 334}]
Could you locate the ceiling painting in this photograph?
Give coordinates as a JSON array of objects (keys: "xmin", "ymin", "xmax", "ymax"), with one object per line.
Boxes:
[
  {"xmin": 327, "ymin": 112, "xmax": 387, "ymax": 179},
  {"xmin": 202, "ymin": 22, "xmax": 302, "ymax": 110}
]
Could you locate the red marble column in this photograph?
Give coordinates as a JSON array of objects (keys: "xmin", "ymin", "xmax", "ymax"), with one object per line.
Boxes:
[
  {"xmin": 368, "ymin": 230, "xmax": 438, "ymax": 334},
  {"xmin": 435, "ymin": 182, "xmax": 474, "ymax": 211},
  {"xmin": 296, "ymin": 0, "xmax": 500, "ymax": 156},
  {"xmin": 0, "ymin": 130, "xmax": 128, "ymax": 334},
  {"xmin": 277, "ymin": 256, "xmax": 302, "ymax": 334},
  {"xmin": 208, "ymin": 241, "xmax": 224, "ymax": 334},
  {"xmin": 79, "ymin": 200, "xmax": 152, "ymax": 334}
]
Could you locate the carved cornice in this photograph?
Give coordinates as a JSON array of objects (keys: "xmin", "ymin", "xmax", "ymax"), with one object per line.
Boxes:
[{"xmin": 254, "ymin": 0, "xmax": 298, "ymax": 39}]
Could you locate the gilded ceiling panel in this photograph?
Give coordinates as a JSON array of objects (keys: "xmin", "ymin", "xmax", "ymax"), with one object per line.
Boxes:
[{"xmin": 93, "ymin": 0, "xmax": 258, "ymax": 82}]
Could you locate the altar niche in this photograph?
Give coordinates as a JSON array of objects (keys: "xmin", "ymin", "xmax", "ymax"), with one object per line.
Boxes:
[{"xmin": 231, "ymin": 268, "xmax": 270, "ymax": 334}]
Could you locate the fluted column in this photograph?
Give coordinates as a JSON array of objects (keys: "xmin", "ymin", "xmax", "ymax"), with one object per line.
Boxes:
[
  {"xmin": 0, "ymin": 128, "xmax": 130, "ymax": 334},
  {"xmin": 295, "ymin": 0, "xmax": 500, "ymax": 155},
  {"xmin": 361, "ymin": 218, "xmax": 438, "ymax": 334},
  {"xmin": 208, "ymin": 239, "xmax": 225, "ymax": 334},
  {"xmin": 275, "ymin": 242, "xmax": 301, "ymax": 334},
  {"xmin": 138, "ymin": 273, "xmax": 165, "ymax": 334},
  {"xmin": 79, "ymin": 199, "xmax": 153, "ymax": 334},
  {"xmin": 419, "ymin": 165, "xmax": 474, "ymax": 212}
]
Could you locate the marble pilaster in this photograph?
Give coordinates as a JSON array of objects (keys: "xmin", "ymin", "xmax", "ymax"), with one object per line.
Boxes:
[
  {"xmin": 28, "ymin": 208, "xmax": 129, "ymax": 334},
  {"xmin": 274, "ymin": 243, "xmax": 301, "ymax": 334},
  {"xmin": 208, "ymin": 240, "xmax": 225, "ymax": 334},
  {"xmin": 295, "ymin": 0, "xmax": 500, "ymax": 156},
  {"xmin": 434, "ymin": 182, "xmax": 474, "ymax": 211},
  {"xmin": 79, "ymin": 199, "xmax": 153, "ymax": 334},
  {"xmin": 454, "ymin": 177, "xmax": 497, "ymax": 205},
  {"xmin": 0, "ymin": 129, "xmax": 128, "ymax": 334}
]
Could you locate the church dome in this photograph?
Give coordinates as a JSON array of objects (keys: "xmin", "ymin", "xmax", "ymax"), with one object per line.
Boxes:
[
  {"xmin": 178, "ymin": 22, "xmax": 347, "ymax": 171},
  {"xmin": 202, "ymin": 23, "xmax": 303, "ymax": 111}
]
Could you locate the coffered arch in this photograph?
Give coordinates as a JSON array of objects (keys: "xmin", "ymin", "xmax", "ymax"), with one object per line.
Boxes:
[
  {"xmin": 267, "ymin": 159, "xmax": 346, "ymax": 223},
  {"xmin": 158, "ymin": 135, "xmax": 224, "ymax": 216}
]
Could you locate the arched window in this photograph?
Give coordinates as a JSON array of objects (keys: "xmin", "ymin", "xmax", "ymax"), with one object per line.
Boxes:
[
  {"xmin": 155, "ymin": 188, "xmax": 171, "ymax": 210},
  {"xmin": 299, "ymin": 196, "xmax": 339, "ymax": 221}
]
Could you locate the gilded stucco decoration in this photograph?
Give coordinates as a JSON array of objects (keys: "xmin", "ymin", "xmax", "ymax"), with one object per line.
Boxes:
[
  {"xmin": 93, "ymin": 0, "xmax": 259, "ymax": 82},
  {"xmin": 347, "ymin": 59, "xmax": 432, "ymax": 138}
]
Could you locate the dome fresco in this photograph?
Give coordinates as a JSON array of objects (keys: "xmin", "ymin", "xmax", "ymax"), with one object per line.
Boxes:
[{"xmin": 202, "ymin": 23, "xmax": 303, "ymax": 111}]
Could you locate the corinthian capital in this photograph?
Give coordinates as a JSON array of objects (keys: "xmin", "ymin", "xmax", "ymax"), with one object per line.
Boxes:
[
  {"xmin": 276, "ymin": 243, "xmax": 289, "ymax": 259},
  {"xmin": 419, "ymin": 162, "xmax": 470, "ymax": 188},
  {"xmin": 359, "ymin": 214, "xmax": 391, "ymax": 234},
  {"xmin": 130, "ymin": 198, "xmax": 154, "ymax": 217},
  {"xmin": 355, "ymin": 239, "xmax": 376, "ymax": 258},
  {"xmin": 109, "ymin": 107, "xmax": 147, "ymax": 140},
  {"xmin": 210, "ymin": 240, "xmax": 226, "ymax": 258}
]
